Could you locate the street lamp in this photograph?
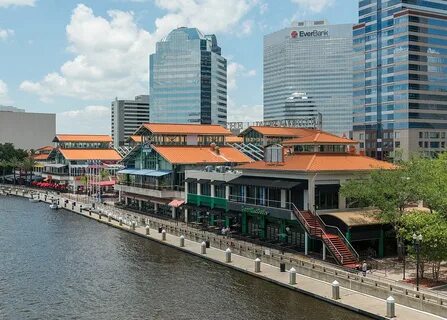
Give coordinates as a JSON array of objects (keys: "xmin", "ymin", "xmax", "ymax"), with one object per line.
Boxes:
[{"xmin": 412, "ymin": 233, "xmax": 423, "ymax": 291}]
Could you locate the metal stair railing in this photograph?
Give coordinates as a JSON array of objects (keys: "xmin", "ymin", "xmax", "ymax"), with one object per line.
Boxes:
[
  {"xmin": 291, "ymin": 203, "xmax": 344, "ymax": 264},
  {"xmin": 314, "ymin": 212, "xmax": 360, "ymax": 262},
  {"xmin": 229, "ymin": 143, "xmax": 264, "ymax": 161}
]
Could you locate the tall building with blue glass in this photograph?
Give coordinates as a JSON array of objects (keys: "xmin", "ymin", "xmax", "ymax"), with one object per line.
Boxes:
[
  {"xmin": 353, "ymin": 0, "xmax": 447, "ymax": 160},
  {"xmin": 150, "ymin": 27, "xmax": 227, "ymax": 125}
]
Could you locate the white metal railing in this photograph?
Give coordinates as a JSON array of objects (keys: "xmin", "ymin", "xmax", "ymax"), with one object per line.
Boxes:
[{"xmin": 291, "ymin": 203, "xmax": 345, "ymax": 265}]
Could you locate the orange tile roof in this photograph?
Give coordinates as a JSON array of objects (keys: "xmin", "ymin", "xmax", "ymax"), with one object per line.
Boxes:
[
  {"xmin": 35, "ymin": 145, "xmax": 54, "ymax": 152},
  {"xmin": 53, "ymin": 134, "xmax": 113, "ymax": 143},
  {"xmin": 58, "ymin": 149, "xmax": 122, "ymax": 161},
  {"xmin": 33, "ymin": 153, "xmax": 51, "ymax": 161},
  {"xmin": 225, "ymin": 135, "xmax": 243, "ymax": 143},
  {"xmin": 241, "ymin": 126, "xmax": 317, "ymax": 137},
  {"xmin": 237, "ymin": 153, "xmax": 395, "ymax": 172},
  {"xmin": 283, "ymin": 132, "xmax": 358, "ymax": 145},
  {"xmin": 140, "ymin": 123, "xmax": 232, "ymax": 136},
  {"xmin": 152, "ymin": 145, "xmax": 253, "ymax": 165}
]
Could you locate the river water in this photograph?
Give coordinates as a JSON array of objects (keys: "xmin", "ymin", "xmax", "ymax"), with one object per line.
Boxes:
[{"xmin": 0, "ymin": 196, "xmax": 369, "ymax": 320}]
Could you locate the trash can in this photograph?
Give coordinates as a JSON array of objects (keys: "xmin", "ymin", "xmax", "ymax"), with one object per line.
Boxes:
[
  {"xmin": 280, "ymin": 262, "xmax": 286, "ymax": 272},
  {"xmin": 205, "ymin": 240, "xmax": 210, "ymax": 248},
  {"xmin": 158, "ymin": 227, "xmax": 163, "ymax": 233}
]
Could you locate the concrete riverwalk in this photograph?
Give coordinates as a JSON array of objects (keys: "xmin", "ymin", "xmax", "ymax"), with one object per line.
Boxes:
[{"xmin": 2, "ymin": 187, "xmax": 446, "ymax": 320}]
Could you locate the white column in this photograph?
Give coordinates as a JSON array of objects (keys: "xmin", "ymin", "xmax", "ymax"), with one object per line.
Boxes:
[
  {"xmin": 138, "ymin": 200, "xmax": 142, "ymax": 211},
  {"xmin": 171, "ymin": 207, "xmax": 176, "ymax": 219},
  {"xmin": 197, "ymin": 183, "xmax": 201, "ymax": 195},
  {"xmin": 338, "ymin": 179, "xmax": 346, "ymax": 209},
  {"xmin": 211, "ymin": 184, "xmax": 215, "ymax": 198},
  {"xmin": 225, "ymin": 185, "xmax": 230, "ymax": 200},
  {"xmin": 280, "ymin": 189, "xmax": 286, "ymax": 208},
  {"xmin": 125, "ymin": 197, "xmax": 128, "ymax": 205},
  {"xmin": 305, "ymin": 231, "xmax": 309, "ymax": 255},
  {"xmin": 184, "ymin": 208, "xmax": 189, "ymax": 223},
  {"xmin": 323, "ymin": 243, "xmax": 326, "ymax": 260},
  {"xmin": 118, "ymin": 190, "xmax": 122, "ymax": 202},
  {"xmin": 154, "ymin": 202, "xmax": 158, "ymax": 213},
  {"xmin": 308, "ymin": 176, "xmax": 316, "ymax": 211},
  {"xmin": 184, "ymin": 181, "xmax": 189, "ymax": 204}
]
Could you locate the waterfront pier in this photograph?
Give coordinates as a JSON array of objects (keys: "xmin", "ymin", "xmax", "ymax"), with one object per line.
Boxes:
[{"xmin": 2, "ymin": 186, "xmax": 446, "ymax": 320}]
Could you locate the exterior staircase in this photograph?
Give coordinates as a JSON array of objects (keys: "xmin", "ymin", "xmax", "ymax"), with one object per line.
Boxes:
[{"xmin": 292, "ymin": 205, "xmax": 359, "ymax": 268}]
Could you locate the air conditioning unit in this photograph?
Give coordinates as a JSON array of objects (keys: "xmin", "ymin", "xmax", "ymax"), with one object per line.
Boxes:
[{"xmin": 216, "ymin": 166, "xmax": 226, "ymax": 173}]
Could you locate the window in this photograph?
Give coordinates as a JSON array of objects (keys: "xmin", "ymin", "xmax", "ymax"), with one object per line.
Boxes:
[
  {"xmin": 215, "ymin": 185, "xmax": 225, "ymax": 198},
  {"xmin": 201, "ymin": 183, "xmax": 211, "ymax": 196},
  {"xmin": 395, "ymin": 141, "xmax": 401, "ymax": 148},
  {"xmin": 188, "ymin": 182, "xmax": 197, "ymax": 194}
]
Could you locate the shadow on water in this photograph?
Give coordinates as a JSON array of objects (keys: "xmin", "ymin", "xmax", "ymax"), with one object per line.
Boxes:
[{"xmin": 0, "ymin": 197, "xmax": 370, "ymax": 320}]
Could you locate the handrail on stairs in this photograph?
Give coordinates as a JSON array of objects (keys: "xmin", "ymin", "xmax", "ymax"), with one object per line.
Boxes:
[
  {"xmin": 291, "ymin": 203, "xmax": 344, "ymax": 264},
  {"xmin": 313, "ymin": 211, "xmax": 360, "ymax": 262}
]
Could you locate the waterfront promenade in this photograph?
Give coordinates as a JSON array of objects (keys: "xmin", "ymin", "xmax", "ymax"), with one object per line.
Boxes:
[{"xmin": 2, "ymin": 187, "xmax": 446, "ymax": 320}]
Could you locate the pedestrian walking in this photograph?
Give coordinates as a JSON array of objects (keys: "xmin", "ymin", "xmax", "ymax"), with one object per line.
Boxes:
[{"xmin": 362, "ymin": 260, "xmax": 367, "ymax": 277}]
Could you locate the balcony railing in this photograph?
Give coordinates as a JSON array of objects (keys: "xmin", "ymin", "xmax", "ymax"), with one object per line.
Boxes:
[
  {"xmin": 187, "ymin": 194, "xmax": 228, "ymax": 210},
  {"xmin": 228, "ymin": 195, "xmax": 291, "ymax": 210},
  {"xmin": 117, "ymin": 181, "xmax": 184, "ymax": 192}
]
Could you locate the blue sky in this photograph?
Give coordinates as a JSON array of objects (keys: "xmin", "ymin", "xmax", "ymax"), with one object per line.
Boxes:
[{"xmin": 0, "ymin": 0, "xmax": 358, "ymax": 133}]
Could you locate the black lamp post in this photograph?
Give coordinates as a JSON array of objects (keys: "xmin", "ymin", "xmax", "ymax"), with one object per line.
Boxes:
[
  {"xmin": 398, "ymin": 238, "xmax": 406, "ymax": 280},
  {"xmin": 412, "ymin": 233, "xmax": 423, "ymax": 291}
]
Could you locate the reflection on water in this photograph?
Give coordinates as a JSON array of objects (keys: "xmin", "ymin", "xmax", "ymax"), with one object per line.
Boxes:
[{"xmin": 0, "ymin": 196, "xmax": 369, "ymax": 320}]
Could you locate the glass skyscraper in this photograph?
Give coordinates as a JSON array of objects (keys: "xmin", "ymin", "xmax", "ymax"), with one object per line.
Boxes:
[
  {"xmin": 150, "ymin": 27, "xmax": 227, "ymax": 125},
  {"xmin": 264, "ymin": 21, "xmax": 353, "ymax": 136},
  {"xmin": 353, "ymin": 0, "xmax": 447, "ymax": 160}
]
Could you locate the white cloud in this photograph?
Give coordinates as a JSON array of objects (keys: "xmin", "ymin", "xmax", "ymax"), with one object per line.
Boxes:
[
  {"xmin": 259, "ymin": 2, "xmax": 268, "ymax": 14},
  {"xmin": 240, "ymin": 19, "xmax": 254, "ymax": 36},
  {"xmin": 227, "ymin": 97, "xmax": 262, "ymax": 122},
  {"xmin": 21, "ymin": 4, "xmax": 153, "ymax": 101},
  {"xmin": 0, "ymin": 0, "xmax": 35, "ymax": 8},
  {"xmin": 154, "ymin": 0, "xmax": 257, "ymax": 36},
  {"xmin": 57, "ymin": 105, "xmax": 110, "ymax": 134},
  {"xmin": 0, "ymin": 79, "xmax": 12, "ymax": 104},
  {"xmin": 0, "ymin": 28, "xmax": 14, "ymax": 40},
  {"xmin": 227, "ymin": 62, "xmax": 256, "ymax": 90},
  {"xmin": 291, "ymin": 0, "xmax": 334, "ymax": 12},
  {"xmin": 21, "ymin": 1, "xmax": 257, "ymax": 101}
]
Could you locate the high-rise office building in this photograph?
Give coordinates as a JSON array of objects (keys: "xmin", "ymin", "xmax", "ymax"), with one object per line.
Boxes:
[
  {"xmin": 264, "ymin": 21, "xmax": 353, "ymax": 136},
  {"xmin": 353, "ymin": 1, "xmax": 447, "ymax": 160},
  {"xmin": 284, "ymin": 92, "xmax": 318, "ymax": 119},
  {"xmin": 149, "ymin": 27, "xmax": 227, "ymax": 125},
  {"xmin": 111, "ymin": 95, "xmax": 150, "ymax": 148}
]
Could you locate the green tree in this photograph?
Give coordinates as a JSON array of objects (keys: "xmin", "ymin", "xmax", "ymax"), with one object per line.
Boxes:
[
  {"xmin": 21, "ymin": 156, "xmax": 36, "ymax": 185},
  {"xmin": 398, "ymin": 211, "xmax": 447, "ymax": 281},
  {"xmin": 9, "ymin": 157, "xmax": 21, "ymax": 185},
  {"xmin": 100, "ymin": 169, "xmax": 110, "ymax": 180},
  {"xmin": 341, "ymin": 166, "xmax": 419, "ymax": 227},
  {"xmin": 0, "ymin": 159, "xmax": 9, "ymax": 183}
]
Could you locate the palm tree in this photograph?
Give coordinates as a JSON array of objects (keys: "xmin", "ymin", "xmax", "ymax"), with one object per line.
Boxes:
[
  {"xmin": 22, "ymin": 156, "xmax": 36, "ymax": 186},
  {"xmin": 0, "ymin": 159, "xmax": 9, "ymax": 184},
  {"xmin": 9, "ymin": 157, "xmax": 20, "ymax": 185}
]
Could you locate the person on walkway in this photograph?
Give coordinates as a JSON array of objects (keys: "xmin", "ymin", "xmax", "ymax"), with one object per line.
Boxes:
[{"xmin": 362, "ymin": 260, "xmax": 367, "ymax": 277}]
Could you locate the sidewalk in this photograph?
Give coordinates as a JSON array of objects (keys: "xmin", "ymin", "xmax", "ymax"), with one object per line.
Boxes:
[{"xmin": 3, "ymin": 186, "xmax": 447, "ymax": 320}]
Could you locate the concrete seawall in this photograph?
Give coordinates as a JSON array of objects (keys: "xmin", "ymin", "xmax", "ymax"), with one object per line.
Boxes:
[{"xmin": 2, "ymin": 187, "xmax": 446, "ymax": 320}]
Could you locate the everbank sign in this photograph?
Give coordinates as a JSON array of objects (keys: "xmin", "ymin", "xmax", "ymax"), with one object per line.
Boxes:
[{"xmin": 291, "ymin": 29, "xmax": 329, "ymax": 38}]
